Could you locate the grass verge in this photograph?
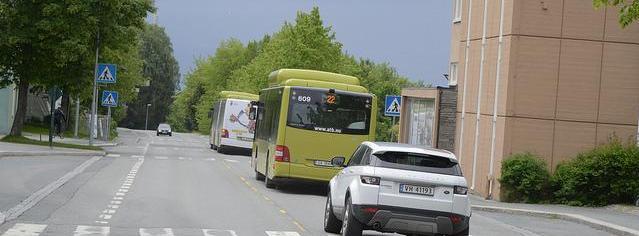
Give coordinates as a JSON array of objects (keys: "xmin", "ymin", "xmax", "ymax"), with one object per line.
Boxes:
[{"xmin": 1, "ymin": 135, "xmax": 103, "ymax": 151}]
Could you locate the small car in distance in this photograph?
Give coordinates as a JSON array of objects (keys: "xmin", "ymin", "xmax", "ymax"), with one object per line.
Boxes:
[
  {"xmin": 157, "ymin": 123, "xmax": 172, "ymax": 136},
  {"xmin": 325, "ymin": 142, "xmax": 470, "ymax": 236}
]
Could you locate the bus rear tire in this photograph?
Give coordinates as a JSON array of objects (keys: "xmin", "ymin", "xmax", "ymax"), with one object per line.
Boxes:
[
  {"xmin": 265, "ymin": 176, "xmax": 276, "ymax": 189},
  {"xmin": 217, "ymin": 145, "xmax": 225, "ymax": 154},
  {"xmin": 255, "ymin": 169, "xmax": 265, "ymax": 181}
]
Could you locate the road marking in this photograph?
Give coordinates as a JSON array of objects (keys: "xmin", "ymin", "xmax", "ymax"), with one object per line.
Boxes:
[
  {"xmin": 131, "ymin": 155, "xmax": 144, "ymax": 158},
  {"xmin": 3, "ymin": 156, "xmax": 102, "ymax": 222},
  {"xmin": 98, "ymin": 214, "xmax": 112, "ymax": 220},
  {"xmin": 1, "ymin": 223, "xmax": 47, "ymax": 236},
  {"xmin": 107, "ymin": 204, "xmax": 119, "ymax": 209},
  {"xmin": 139, "ymin": 228, "xmax": 174, "ymax": 236},
  {"xmin": 205, "ymin": 158, "xmax": 216, "ymax": 161},
  {"xmin": 106, "ymin": 154, "xmax": 120, "ymax": 157},
  {"xmin": 474, "ymin": 213, "xmax": 542, "ymax": 236},
  {"xmin": 178, "ymin": 157, "xmax": 185, "ymax": 160},
  {"xmin": 155, "ymin": 156, "xmax": 168, "ymax": 160},
  {"xmin": 224, "ymin": 159, "xmax": 239, "ymax": 163},
  {"xmin": 74, "ymin": 225, "xmax": 110, "ymax": 236},
  {"xmin": 279, "ymin": 209, "xmax": 287, "ymax": 214},
  {"xmin": 202, "ymin": 229, "xmax": 238, "ymax": 236},
  {"xmin": 265, "ymin": 231, "xmax": 301, "ymax": 236}
]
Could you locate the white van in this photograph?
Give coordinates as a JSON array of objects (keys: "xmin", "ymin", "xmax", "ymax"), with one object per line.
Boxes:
[{"xmin": 209, "ymin": 91, "xmax": 259, "ymax": 154}]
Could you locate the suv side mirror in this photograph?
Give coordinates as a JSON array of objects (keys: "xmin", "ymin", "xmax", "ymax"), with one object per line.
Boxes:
[{"xmin": 331, "ymin": 156, "xmax": 346, "ymax": 167}]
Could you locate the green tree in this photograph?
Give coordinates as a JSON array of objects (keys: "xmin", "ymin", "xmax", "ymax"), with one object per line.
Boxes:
[
  {"xmin": 121, "ymin": 24, "xmax": 179, "ymax": 130},
  {"xmin": 595, "ymin": 0, "xmax": 639, "ymax": 28},
  {"xmin": 167, "ymin": 60, "xmax": 207, "ymax": 132},
  {"xmin": 226, "ymin": 7, "xmax": 344, "ymax": 93},
  {"xmin": 0, "ymin": 0, "xmax": 153, "ymax": 136}
]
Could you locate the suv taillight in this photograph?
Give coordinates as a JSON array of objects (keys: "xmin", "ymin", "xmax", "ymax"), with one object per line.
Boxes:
[
  {"xmin": 221, "ymin": 129, "xmax": 229, "ymax": 138},
  {"xmin": 274, "ymin": 145, "xmax": 290, "ymax": 162},
  {"xmin": 454, "ymin": 186, "xmax": 468, "ymax": 195},
  {"xmin": 360, "ymin": 176, "xmax": 381, "ymax": 185}
]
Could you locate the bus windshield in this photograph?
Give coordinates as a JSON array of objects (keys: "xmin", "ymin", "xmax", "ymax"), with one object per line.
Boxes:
[{"xmin": 287, "ymin": 87, "xmax": 372, "ymax": 135}]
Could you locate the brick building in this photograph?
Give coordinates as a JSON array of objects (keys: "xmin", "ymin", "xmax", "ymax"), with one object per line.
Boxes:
[{"xmin": 448, "ymin": 0, "xmax": 639, "ymax": 199}]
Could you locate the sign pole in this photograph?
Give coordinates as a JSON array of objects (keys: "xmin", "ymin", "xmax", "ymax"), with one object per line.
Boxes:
[
  {"xmin": 89, "ymin": 29, "xmax": 100, "ymax": 146},
  {"xmin": 106, "ymin": 106, "xmax": 111, "ymax": 141},
  {"xmin": 391, "ymin": 116, "xmax": 396, "ymax": 142}
]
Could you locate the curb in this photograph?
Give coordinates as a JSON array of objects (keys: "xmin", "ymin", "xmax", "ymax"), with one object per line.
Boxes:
[
  {"xmin": 472, "ymin": 205, "xmax": 639, "ymax": 236},
  {"xmin": 0, "ymin": 151, "xmax": 105, "ymax": 157},
  {"xmin": 0, "ymin": 156, "xmax": 103, "ymax": 226}
]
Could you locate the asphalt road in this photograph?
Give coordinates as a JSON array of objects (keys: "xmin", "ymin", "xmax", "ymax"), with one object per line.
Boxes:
[{"xmin": 0, "ymin": 129, "xmax": 615, "ymax": 236}]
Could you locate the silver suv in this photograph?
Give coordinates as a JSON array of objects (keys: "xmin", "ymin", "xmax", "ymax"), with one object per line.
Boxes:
[{"xmin": 324, "ymin": 142, "xmax": 470, "ymax": 236}]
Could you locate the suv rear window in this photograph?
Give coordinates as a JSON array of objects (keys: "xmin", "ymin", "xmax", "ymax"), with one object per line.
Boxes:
[{"xmin": 373, "ymin": 151, "xmax": 462, "ymax": 176}]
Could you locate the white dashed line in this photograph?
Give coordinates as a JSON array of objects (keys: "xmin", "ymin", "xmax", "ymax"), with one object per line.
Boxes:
[
  {"xmin": 224, "ymin": 159, "xmax": 239, "ymax": 163},
  {"xmin": 106, "ymin": 154, "xmax": 120, "ymax": 157},
  {"xmin": 154, "ymin": 156, "xmax": 168, "ymax": 160},
  {"xmin": 202, "ymin": 229, "xmax": 238, "ymax": 236},
  {"xmin": 205, "ymin": 158, "xmax": 216, "ymax": 161}
]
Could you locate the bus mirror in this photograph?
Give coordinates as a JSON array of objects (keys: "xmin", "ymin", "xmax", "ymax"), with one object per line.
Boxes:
[
  {"xmin": 331, "ymin": 156, "xmax": 346, "ymax": 167},
  {"xmin": 249, "ymin": 106, "xmax": 257, "ymax": 120}
]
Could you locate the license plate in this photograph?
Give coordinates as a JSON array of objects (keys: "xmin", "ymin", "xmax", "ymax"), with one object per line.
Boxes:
[
  {"xmin": 399, "ymin": 184, "xmax": 434, "ymax": 196},
  {"xmin": 313, "ymin": 160, "xmax": 333, "ymax": 167}
]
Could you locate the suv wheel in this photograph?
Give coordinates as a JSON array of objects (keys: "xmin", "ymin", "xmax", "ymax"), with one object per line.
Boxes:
[
  {"xmin": 341, "ymin": 196, "xmax": 363, "ymax": 236},
  {"xmin": 324, "ymin": 191, "xmax": 341, "ymax": 233}
]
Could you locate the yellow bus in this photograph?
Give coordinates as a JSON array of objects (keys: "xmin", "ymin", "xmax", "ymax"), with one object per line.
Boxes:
[{"xmin": 250, "ymin": 69, "xmax": 377, "ymax": 188}]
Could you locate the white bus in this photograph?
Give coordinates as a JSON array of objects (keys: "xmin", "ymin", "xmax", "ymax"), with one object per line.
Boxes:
[{"xmin": 209, "ymin": 91, "xmax": 259, "ymax": 154}]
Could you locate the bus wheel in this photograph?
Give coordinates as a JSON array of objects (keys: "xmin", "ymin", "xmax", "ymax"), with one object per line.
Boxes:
[
  {"xmin": 210, "ymin": 144, "xmax": 217, "ymax": 150},
  {"xmin": 255, "ymin": 168, "xmax": 265, "ymax": 181},
  {"xmin": 265, "ymin": 176, "xmax": 276, "ymax": 189},
  {"xmin": 217, "ymin": 145, "xmax": 225, "ymax": 154}
]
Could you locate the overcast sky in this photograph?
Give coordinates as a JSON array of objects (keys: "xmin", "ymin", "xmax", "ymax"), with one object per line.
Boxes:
[{"xmin": 154, "ymin": 0, "xmax": 453, "ymax": 86}]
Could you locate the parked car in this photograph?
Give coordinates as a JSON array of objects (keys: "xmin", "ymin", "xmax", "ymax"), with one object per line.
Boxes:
[
  {"xmin": 157, "ymin": 123, "xmax": 172, "ymax": 136},
  {"xmin": 324, "ymin": 142, "xmax": 470, "ymax": 236}
]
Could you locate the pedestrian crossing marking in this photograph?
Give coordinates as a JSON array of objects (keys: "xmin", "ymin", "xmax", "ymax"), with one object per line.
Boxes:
[
  {"xmin": 139, "ymin": 228, "xmax": 174, "ymax": 236},
  {"xmin": 1, "ymin": 223, "xmax": 298, "ymax": 236},
  {"xmin": 73, "ymin": 225, "xmax": 110, "ymax": 236},
  {"xmin": 1, "ymin": 223, "xmax": 46, "ymax": 236},
  {"xmin": 265, "ymin": 232, "xmax": 301, "ymax": 236}
]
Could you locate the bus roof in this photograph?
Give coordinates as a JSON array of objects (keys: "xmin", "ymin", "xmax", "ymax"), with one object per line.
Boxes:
[
  {"xmin": 218, "ymin": 91, "xmax": 259, "ymax": 101},
  {"xmin": 268, "ymin": 69, "xmax": 367, "ymax": 93}
]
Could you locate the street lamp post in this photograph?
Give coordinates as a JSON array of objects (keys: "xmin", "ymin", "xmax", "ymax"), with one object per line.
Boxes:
[{"xmin": 145, "ymin": 103, "xmax": 151, "ymax": 130}]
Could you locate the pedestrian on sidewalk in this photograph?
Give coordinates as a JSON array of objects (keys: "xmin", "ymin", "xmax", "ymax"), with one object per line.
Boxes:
[{"xmin": 54, "ymin": 107, "xmax": 66, "ymax": 139}]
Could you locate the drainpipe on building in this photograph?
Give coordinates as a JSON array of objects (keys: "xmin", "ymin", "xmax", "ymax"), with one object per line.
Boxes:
[
  {"xmin": 458, "ymin": 0, "xmax": 473, "ymax": 164},
  {"xmin": 471, "ymin": 0, "xmax": 489, "ymax": 191},
  {"xmin": 487, "ymin": 0, "xmax": 506, "ymax": 200}
]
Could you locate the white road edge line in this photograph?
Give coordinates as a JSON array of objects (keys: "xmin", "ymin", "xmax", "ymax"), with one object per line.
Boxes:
[
  {"xmin": 2, "ymin": 156, "xmax": 102, "ymax": 224},
  {"xmin": 473, "ymin": 213, "xmax": 541, "ymax": 236}
]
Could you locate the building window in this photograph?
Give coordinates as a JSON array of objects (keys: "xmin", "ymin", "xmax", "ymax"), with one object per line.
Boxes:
[
  {"xmin": 453, "ymin": 0, "xmax": 462, "ymax": 23},
  {"xmin": 449, "ymin": 62, "xmax": 458, "ymax": 86}
]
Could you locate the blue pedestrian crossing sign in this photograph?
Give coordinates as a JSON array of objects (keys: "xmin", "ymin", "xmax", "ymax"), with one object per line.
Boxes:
[
  {"xmin": 101, "ymin": 91, "xmax": 118, "ymax": 107},
  {"xmin": 384, "ymin": 95, "xmax": 401, "ymax": 117},
  {"xmin": 96, "ymin": 64, "xmax": 117, "ymax": 84}
]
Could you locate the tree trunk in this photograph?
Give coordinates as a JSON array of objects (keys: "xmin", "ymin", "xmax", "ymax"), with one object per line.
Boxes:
[
  {"xmin": 61, "ymin": 92, "xmax": 70, "ymax": 127},
  {"xmin": 9, "ymin": 80, "xmax": 30, "ymax": 136}
]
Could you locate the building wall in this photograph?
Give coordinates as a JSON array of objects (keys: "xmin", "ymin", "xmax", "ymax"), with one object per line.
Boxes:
[
  {"xmin": 0, "ymin": 85, "xmax": 18, "ymax": 135},
  {"xmin": 452, "ymin": 0, "xmax": 639, "ymax": 199}
]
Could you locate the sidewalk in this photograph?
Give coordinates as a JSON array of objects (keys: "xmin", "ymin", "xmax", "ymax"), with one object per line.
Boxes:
[
  {"xmin": 0, "ymin": 141, "xmax": 105, "ymax": 157},
  {"xmin": 22, "ymin": 132, "xmax": 117, "ymax": 147},
  {"xmin": 471, "ymin": 195, "xmax": 639, "ymax": 235}
]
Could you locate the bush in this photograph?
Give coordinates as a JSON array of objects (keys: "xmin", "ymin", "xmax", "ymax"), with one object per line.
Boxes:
[
  {"xmin": 499, "ymin": 153, "xmax": 550, "ymax": 203},
  {"xmin": 552, "ymin": 141, "xmax": 639, "ymax": 206}
]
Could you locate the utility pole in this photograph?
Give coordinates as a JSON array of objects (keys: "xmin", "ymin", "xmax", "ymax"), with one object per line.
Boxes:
[
  {"xmin": 74, "ymin": 96, "xmax": 79, "ymax": 138},
  {"xmin": 145, "ymin": 103, "xmax": 151, "ymax": 130},
  {"xmin": 89, "ymin": 29, "xmax": 100, "ymax": 146}
]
